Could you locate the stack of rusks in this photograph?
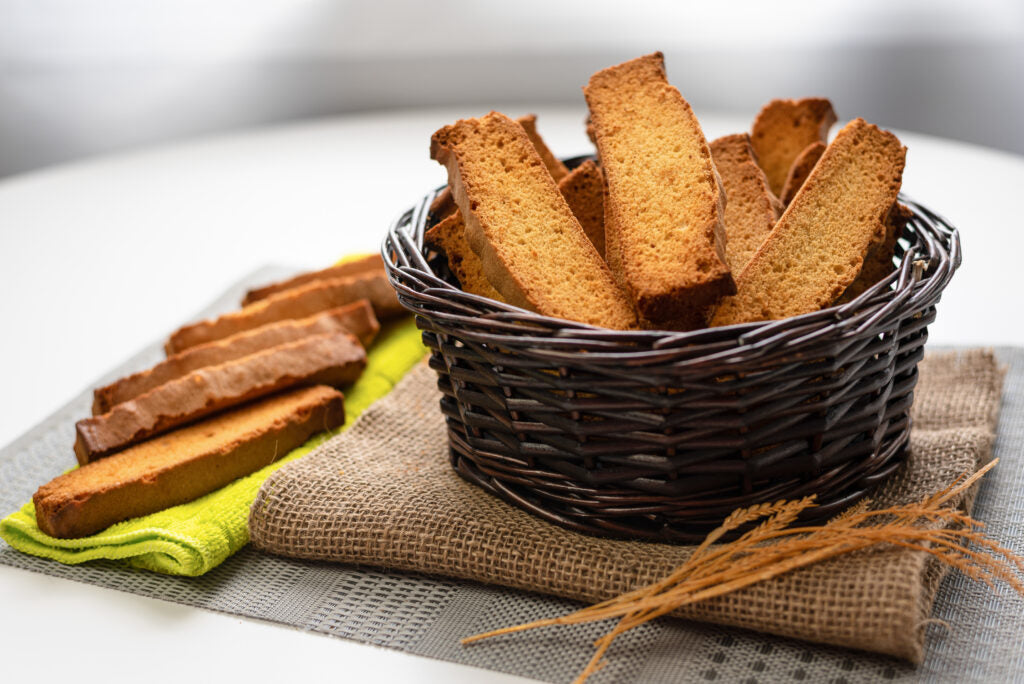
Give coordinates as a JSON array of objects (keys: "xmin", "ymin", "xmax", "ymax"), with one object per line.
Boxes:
[
  {"xmin": 426, "ymin": 52, "xmax": 910, "ymax": 331},
  {"xmin": 33, "ymin": 258, "xmax": 404, "ymax": 538}
]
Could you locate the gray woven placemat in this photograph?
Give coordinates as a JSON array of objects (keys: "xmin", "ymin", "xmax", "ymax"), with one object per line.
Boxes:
[{"xmin": 1, "ymin": 268, "xmax": 1021, "ymax": 683}]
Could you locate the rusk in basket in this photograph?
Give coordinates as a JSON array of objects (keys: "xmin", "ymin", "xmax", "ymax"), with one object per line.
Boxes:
[{"xmin": 382, "ymin": 157, "xmax": 961, "ymax": 543}]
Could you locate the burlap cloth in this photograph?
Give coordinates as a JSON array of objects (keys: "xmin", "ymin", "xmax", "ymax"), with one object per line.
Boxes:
[{"xmin": 249, "ymin": 350, "xmax": 1003, "ymax": 664}]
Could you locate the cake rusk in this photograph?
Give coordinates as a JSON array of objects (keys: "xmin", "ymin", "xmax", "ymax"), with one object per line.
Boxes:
[
  {"xmin": 557, "ymin": 160, "xmax": 606, "ymax": 258},
  {"xmin": 585, "ymin": 52, "xmax": 733, "ymax": 329},
  {"xmin": 837, "ymin": 202, "xmax": 914, "ymax": 303},
  {"xmin": 429, "ymin": 186, "xmax": 459, "ymax": 222},
  {"xmin": 710, "ymin": 118, "xmax": 907, "ymax": 326},
  {"xmin": 779, "ymin": 141, "xmax": 826, "ymax": 206},
  {"xmin": 242, "ymin": 254, "xmax": 384, "ymax": 306},
  {"xmin": 166, "ymin": 271, "xmax": 401, "ymax": 354},
  {"xmin": 709, "ymin": 133, "xmax": 783, "ymax": 272},
  {"xmin": 425, "ymin": 160, "xmax": 606, "ymax": 298},
  {"xmin": 38, "ymin": 386, "xmax": 345, "ymax": 539},
  {"xmin": 75, "ymin": 332, "xmax": 365, "ymax": 464},
  {"xmin": 429, "ymin": 114, "xmax": 568, "ymax": 224},
  {"xmin": 430, "ymin": 111, "xmax": 637, "ymax": 329},
  {"xmin": 424, "ymin": 212, "xmax": 506, "ymax": 300},
  {"xmin": 751, "ymin": 98, "xmax": 837, "ymax": 196},
  {"xmin": 92, "ymin": 301, "xmax": 378, "ymax": 415},
  {"xmin": 517, "ymin": 114, "xmax": 570, "ymax": 182}
]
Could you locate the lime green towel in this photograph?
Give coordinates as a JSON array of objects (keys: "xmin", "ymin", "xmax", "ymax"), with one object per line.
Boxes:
[{"xmin": 0, "ymin": 318, "xmax": 426, "ymax": 576}]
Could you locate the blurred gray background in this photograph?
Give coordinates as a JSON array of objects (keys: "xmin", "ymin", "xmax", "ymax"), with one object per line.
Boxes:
[{"xmin": 2, "ymin": 0, "xmax": 1023, "ymax": 178}]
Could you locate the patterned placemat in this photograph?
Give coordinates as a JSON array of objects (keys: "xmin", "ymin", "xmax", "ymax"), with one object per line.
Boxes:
[{"xmin": 1, "ymin": 269, "xmax": 1021, "ymax": 683}]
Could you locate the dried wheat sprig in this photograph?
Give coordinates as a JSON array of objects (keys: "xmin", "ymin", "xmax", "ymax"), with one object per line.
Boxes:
[
  {"xmin": 550, "ymin": 524, "xmax": 1011, "ymax": 636},
  {"xmin": 461, "ymin": 496, "xmax": 820, "ymax": 646},
  {"xmin": 488, "ymin": 521, "xmax": 1008, "ymax": 636},
  {"xmin": 463, "ymin": 459, "xmax": 1022, "ymax": 683},
  {"xmin": 603, "ymin": 496, "xmax": 821, "ymax": 641},
  {"xmin": 477, "ymin": 507, "xmax": 991, "ymax": 634}
]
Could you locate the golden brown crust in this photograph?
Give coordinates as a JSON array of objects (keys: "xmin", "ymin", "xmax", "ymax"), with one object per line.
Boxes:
[
  {"xmin": 557, "ymin": 160, "xmax": 606, "ymax": 257},
  {"xmin": 585, "ymin": 52, "xmax": 734, "ymax": 329},
  {"xmin": 709, "ymin": 133, "xmax": 782, "ymax": 272},
  {"xmin": 750, "ymin": 98, "xmax": 837, "ymax": 196},
  {"xmin": 75, "ymin": 332, "xmax": 365, "ymax": 464},
  {"xmin": 425, "ymin": 161, "xmax": 606, "ymax": 299},
  {"xmin": 241, "ymin": 255, "xmax": 384, "ymax": 305},
  {"xmin": 37, "ymin": 386, "xmax": 345, "ymax": 538},
  {"xmin": 430, "ymin": 111, "xmax": 637, "ymax": 329},
  {"xmin": 517, "ymin": 114, "xmax": 570, "ymax": 182},
  {"xmin": 779, "ymin": 141, "xmax": 827, "ymax": 206},
  {"xmin": 424, "ymin": 213, "xmax": 505, "ymax": 300},
  {"xmin": 166, "ymin": 272, "xmax": 402, "ymax": 354},
  {"xmin": 93, "ymin": 302, "xmax": 378, "ymax": 415},
  {"xmin": 430, "ymin": 114, "xmax": 567, "ymax": 226},
  {"xmin": 837, "ymin": 202, "xmax": 914, "ymax": 303},
  {"xmin": 711, "ymin": 118, "xmax": 907, "ymax": 326}
]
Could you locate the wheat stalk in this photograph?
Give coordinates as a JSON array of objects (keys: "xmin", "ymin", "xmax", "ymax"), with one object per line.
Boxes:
[{"xmin": 463, "ymin": 459, "xmax": 1022, "ymax": 683}]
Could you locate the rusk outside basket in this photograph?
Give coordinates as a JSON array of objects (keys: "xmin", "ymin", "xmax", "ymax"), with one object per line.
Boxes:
[{"xmin": 382, "ymin": 157, "xmax": 961, "ymax": 543}]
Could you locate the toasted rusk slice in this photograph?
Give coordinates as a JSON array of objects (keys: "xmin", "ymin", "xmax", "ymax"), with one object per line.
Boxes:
[
  {"xmin": 518, "ymin": 114, "xmax": 570, "ymax": 182},
  {"xmin": 585, "ymin": 52, "xmax": 733, "ymax": 329},
  {"xmin": 837, "ymin": 202, "xmax": 914, "ymax": 303},
  {"xmin": 430, "ymin": 111, "xmax": 637, "ymax": 329},
  {"xmin": 779, "ymin": 141, "xmax": 827, "ymax": 206},
  {"xmin": 242, "ymin": 255, "xmax": 383, "ymax": 305},
  {"xmin": 751, "ymin": 98, "xmax": 837, "ymax": 196},
  {"xmin": 711, "ymin": 118, "xmax": 906, "ymax": 326},
  {"xmin": 166, "ymin": 271, "xmax": 402, "ymax": 354},
  {"xmin": 76, "ymin": 332, "xmax": 365, "ymax": 464},
  {"xmin": 430, "ymin": 114, "xmax": 569, "ymax": 224},
  {"xmin": 93, "ymin": 301, "xmax": 377, "ymax": 414},
  {"xmin": 38, "ymin": 386, "xmax": 344, "ymax": 538},
  {"xmin": 710, "ymin": 133, "xmax": 783, "ymax": 272},
  {"xmin": 426, "ymin": 157, "xmax": 606, "ymax": 299},
  {"xmin": 424, "ymin": 212, "xmax": 505, "ymax": 301},
  {"xmin": 557, "ymin": 160, "xmax": 606, "ymax": 258}
]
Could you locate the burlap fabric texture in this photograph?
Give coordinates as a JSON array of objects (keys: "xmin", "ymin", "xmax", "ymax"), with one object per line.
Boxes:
[{"xmin": 249, "ymin": 350, "xmax": 1003, "ymax": 664}]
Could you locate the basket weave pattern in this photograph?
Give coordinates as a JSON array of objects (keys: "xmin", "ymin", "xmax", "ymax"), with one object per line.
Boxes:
[{"xmin": 383, "ymin": 166, "xmax": 960, "ymax": 542}]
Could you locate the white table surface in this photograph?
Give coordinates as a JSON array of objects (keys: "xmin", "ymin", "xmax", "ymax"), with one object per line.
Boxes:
[{"xmin": 1, "ymin": 107, "xmax": 1022, "ymax": 682}]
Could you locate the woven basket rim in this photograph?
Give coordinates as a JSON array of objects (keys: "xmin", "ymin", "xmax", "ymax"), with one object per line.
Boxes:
[{"xmin": 383, "ymin": 157, "xmax": 960, "ymax": 366}]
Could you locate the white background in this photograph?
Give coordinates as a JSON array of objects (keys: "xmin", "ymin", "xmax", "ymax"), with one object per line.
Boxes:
[
  {"xmin": 1, "ymin": 5, "xmax": 1024, "ymax": 681},
  {"xmin": 2, "ymin": 0, "xmax": 1024, "ymax": 176}
]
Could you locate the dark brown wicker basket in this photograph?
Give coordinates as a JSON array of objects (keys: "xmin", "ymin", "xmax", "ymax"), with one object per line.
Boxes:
[{"xmin": 382, "ymin": 157, "xmax": 961, "ymax": 543}]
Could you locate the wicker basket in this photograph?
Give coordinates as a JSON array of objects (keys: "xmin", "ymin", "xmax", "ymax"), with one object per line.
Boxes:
[{"xmin": 382, "ymin": 158, "xmax": 961, "ymax": 543}]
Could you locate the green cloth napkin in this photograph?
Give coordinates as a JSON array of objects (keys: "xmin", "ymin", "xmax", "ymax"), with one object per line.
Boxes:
[{"xmin": 0, "ymin": 318, "xmax": 426, "ymax": 576}]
